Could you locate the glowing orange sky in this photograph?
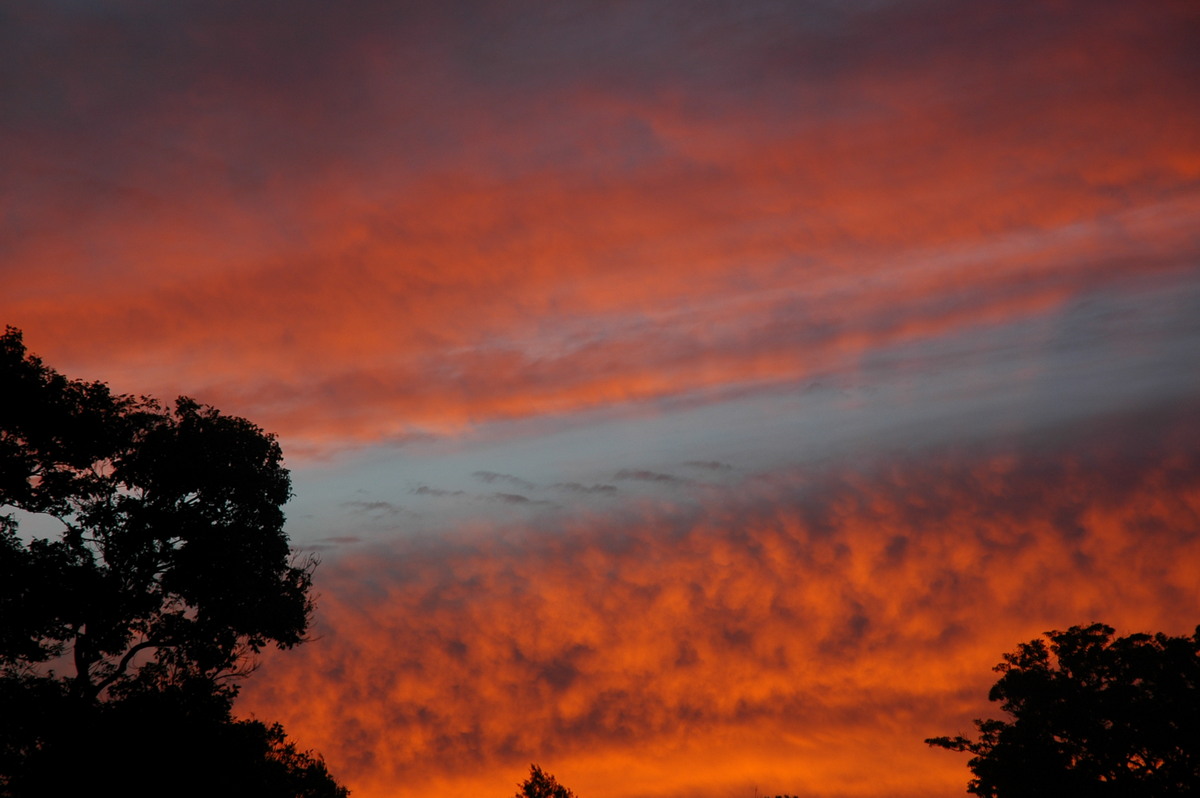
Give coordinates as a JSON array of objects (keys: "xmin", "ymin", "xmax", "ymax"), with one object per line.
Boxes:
[
  {"xmin": 2, "ymin": 1, "xmax": 1199, "ymax": 796},
  {"xmin": 239, "ymin": 411, "xmax": 1200, "ymax": 798}
]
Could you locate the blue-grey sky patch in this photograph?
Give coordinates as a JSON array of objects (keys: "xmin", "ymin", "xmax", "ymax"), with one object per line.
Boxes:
[
  {"xmin": 472, "ymin": 470, "xmax": 538, "ymax": 490},
  {"xmin": 552, "ymin": 482, "xmax": 619, "ymax": 495},
  {"xmin": 682, "ymin": 460, "xmax": 735, "ymax": 471}
]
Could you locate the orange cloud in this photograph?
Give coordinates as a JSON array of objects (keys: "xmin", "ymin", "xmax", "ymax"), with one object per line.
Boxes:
[
  {"xmin": 6, "ymin": 8, "xmax": 1198, "ymax": 796},
  {"xmin": 8, "ymin": 179, "xmax": 1197, "ymax": 456},
  {"xmin": 237, "ymin": 409, "xmax": 1200, "ymax": 797},
  {"xmin": 5, "ymin": 1, "xmax": 1199, "ymax": 456}
]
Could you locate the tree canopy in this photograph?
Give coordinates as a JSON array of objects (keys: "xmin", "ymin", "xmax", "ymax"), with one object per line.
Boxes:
[
  {"xmin": 0, "ymin": 677, "xmax": 345, "ymax": 798},
  {"xmin": 515, "ymin": 765, "xmax": 578, "ymax": 798},
  {"xmin": 0, "ymin": 326, "xmax": 312, "ymax": 696},
  {"xmin": 0, "ymin": 327, "xmax": 345, "ymax": 796},
  {"xmin": 927, "ymin": 622, "xmax": 1200, "ymax": 797}
]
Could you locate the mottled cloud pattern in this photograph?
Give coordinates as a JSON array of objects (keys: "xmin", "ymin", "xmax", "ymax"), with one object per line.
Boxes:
[
  {"xmin": 240, "ymin": 404, "xmax": 1200, "ymax": 798},
  {"xmin": 3, "ymin": 1, "xmax": 1199, "ymax": 797}
]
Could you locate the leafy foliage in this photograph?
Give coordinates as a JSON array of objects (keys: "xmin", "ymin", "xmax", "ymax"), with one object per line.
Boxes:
[
  {"xmin": 0, "ymin": 326, "xmax": 312, "ymax": 695},
  {"xmin": 515, "ymin": 765, "xmax": 578, "ymax": 798},
  {"xmin": 927, "ymin": 622, "xmax": 1200, "ymax": 797},
  {"xmin": 0, "ymin": 675, "xmax": 347, "ymax": 798},
  {"xmin": 0, "ymin": 327, "xmax": 345, "ymax": 796}
]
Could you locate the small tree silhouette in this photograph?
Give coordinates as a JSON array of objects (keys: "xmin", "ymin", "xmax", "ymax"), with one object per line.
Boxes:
[{"xmin": 515, "ymin": 764, "xmax": 577, "ymax": 798}]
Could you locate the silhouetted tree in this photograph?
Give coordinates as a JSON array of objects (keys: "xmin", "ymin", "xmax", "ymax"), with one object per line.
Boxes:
[
  {"xmin": 927, "ymin": 622, "xmax": 1200, "ymax": 797},
  {"xmin": 0, "ymin": 327, "xmax": 346, "ymax": 796},
  {"xmin": 0, "ymin": 676, "xmax": 345, "ymax": 798},
  {"xmin": 515, "ymin": 764, "xmax": 577, "ymax": 798}
]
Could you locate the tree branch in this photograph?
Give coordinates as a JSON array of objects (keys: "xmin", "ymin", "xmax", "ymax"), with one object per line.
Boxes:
[{"xmin": 92, "ymin": 640, "xmax": 162, "ymax": 696}]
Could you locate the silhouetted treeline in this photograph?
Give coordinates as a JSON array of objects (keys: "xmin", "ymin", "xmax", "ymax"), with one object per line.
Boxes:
[
  {"xmin": 512, "ymin": 623, "xmax": 1200, "ymax": 798},
  {"xmin": 928, "ymin": 622, "xmax": 1200, "ymax": 797},
  {"xmin": 0, "ymin": 328, "xmax": 346, "ymax": 797},
  {"xmin": 1, "ymin": 679, "xmax": 344, "ymax": 797}
]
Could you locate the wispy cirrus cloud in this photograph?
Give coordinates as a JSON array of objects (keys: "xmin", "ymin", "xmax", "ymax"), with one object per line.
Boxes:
[
  {"xmin": 472, "ymin": 471, "xmax": 538, "ymax": 491},
  {"xmin": 682, "ymin": 461, "xmax": 735, "ymax": 472},
  {"xmin": 551, "ymin": 482, "xmax": 619, "ymax": 496},
  {"xmin": 4, "ymin": 1, "xmax": 1198, "ymax": 458},
  {"xmin": 342, "ymin": 500, "xmax": 408, "ymax": 517},
  {"xmin": 613, "ymin": 469, "xmax": 695, "ymax": 486}
]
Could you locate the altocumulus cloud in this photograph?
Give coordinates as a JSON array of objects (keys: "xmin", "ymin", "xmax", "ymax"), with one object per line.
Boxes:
[{"xmin": 239, "ymin": 402, "xmax": 1200, "ymax": 798}]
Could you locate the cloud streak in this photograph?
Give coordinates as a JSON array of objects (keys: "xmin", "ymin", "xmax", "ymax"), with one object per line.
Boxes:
[{"xmin": 3, "ymin": 0, "xmax": 1198, "ymax": 456}]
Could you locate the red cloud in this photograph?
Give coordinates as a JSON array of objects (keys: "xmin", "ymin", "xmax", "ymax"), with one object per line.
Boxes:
[
  {"xmin": 238, "ymin": 408, "xmax": 1200, "ymax": 797},
  {"xmin": 5, "ymin": 2, "xmax": 1199, "ymax": 457}
]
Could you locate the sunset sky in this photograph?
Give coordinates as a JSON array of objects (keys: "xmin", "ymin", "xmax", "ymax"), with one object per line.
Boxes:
[{"xmin": 3, "ymin": 1, "xmax": 1200, "ymax": 796}]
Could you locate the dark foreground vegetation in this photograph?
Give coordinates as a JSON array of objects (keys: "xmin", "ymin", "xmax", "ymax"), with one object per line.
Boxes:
[
  {"xmin": 928, "ymin": 623, "xmax": 1200, "ymax": 797},
  {"xmin": 515, "ymin": 764, "xmax": 578, "ymax": 798},
  {"xmin": 5, "ymin": 327, "xmax": 1198, "ymax": 798},
  {"xmin": 0, "ymin": 327, "xmax": 346, "ymax": 797},
  {"xmin": 517, "ymin": 624, "xmax": 1200, "ymax": 798}
]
